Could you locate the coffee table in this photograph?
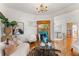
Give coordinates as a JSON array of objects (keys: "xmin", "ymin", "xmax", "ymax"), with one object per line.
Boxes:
[{"xmin": 28, "ymin": 46, "xmax": 61, "ymax": 56}]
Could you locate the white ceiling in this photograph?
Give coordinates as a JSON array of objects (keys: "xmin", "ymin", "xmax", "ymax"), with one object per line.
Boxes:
[{"xmin": 3, "ymin": 3, "xmax": 79, "ymax": 15}]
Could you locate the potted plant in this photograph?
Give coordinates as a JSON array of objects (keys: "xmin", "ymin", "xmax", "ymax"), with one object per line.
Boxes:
[{"xmin": 0, "ymin": 12, "xmax": 17, "ymax": 34}]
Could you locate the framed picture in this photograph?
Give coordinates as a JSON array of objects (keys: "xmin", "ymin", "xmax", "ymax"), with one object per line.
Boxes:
[{"xmin": 13, "ymin": 22, "xmax": 24, "ymax": 35}]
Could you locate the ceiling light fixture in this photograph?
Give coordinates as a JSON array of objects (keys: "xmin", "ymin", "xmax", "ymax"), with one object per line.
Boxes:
[{"xmin": 36, "ymin": 4, "xmax": 48, "ymax": 13}]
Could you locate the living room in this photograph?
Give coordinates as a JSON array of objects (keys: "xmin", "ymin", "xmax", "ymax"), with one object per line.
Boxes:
[{"xmin": 0, "ymin": 3, "xmax": 79, "ymax": 56}]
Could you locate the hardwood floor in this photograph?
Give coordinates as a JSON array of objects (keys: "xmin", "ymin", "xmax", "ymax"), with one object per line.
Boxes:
[
  {"xmin": 52, "ymin": 40, "xmax": 65, "ymax": 56},
  {"xmin": 54, "ymin": 40, "xmax": 73, "ymax": 56},
  {"xmin": 53, "ymin": 39, "xmax": 79, "ymax": 56}
]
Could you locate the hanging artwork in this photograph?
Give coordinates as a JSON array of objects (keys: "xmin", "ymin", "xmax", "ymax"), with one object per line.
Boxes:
[{"xmin": 13, "ymin": 22, "xmax": 24, "ymax": 35}]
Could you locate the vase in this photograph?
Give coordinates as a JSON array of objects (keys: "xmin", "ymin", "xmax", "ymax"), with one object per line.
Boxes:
[{"xmin": 4, "ymin": 27, "xmax": 12, "ymax": 35}]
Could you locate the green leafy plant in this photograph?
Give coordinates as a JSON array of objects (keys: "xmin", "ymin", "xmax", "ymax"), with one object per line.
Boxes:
[
  {"xmin": 0, "ymin": 12, "xmax": 17, "ymax": 27},
  {"xmin": 10, "ymin": 21, "xmax": 17, "ymax": 27}
]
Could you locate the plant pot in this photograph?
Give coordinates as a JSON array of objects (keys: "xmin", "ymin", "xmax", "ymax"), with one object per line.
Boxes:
[{"xmin": 4, "ymin": 27, "xmax": 12, "ymax": 35}]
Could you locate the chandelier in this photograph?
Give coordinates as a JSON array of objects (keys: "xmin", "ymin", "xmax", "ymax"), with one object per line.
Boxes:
[{"xmin": 36, "ymin": 4, "xmax": 48, "ymax": 13}]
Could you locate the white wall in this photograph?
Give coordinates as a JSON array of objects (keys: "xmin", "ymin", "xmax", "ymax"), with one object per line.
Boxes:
[
  {"xmin": 54, "ymin": 9, "xmax": 79, "ymax": 40},
  {"xmin": 0, "ymin": 4, "xmax": 54, "ymax": 42}
]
